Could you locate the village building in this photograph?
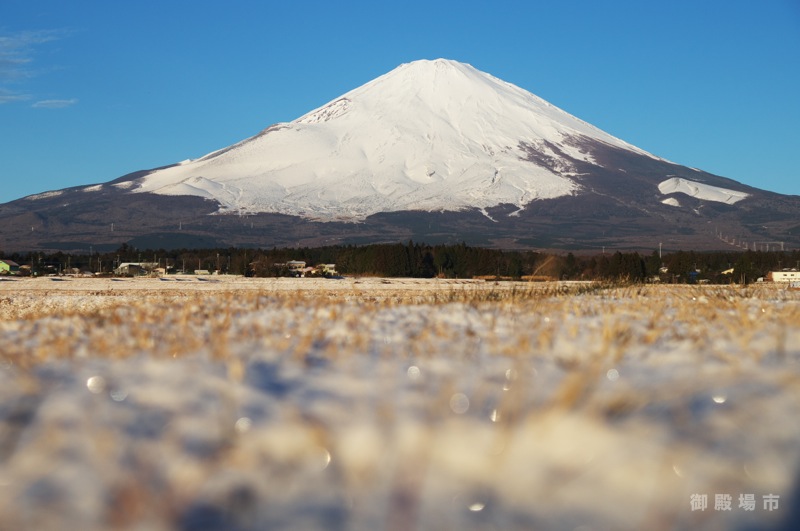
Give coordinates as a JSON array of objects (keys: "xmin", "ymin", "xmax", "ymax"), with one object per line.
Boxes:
[
  {"xmin": 114, "ymin": 262, "xmax": 159, "ymax": 276},
  {"xmin": 0, "ymin": 260, "xmax": 20, "ymax": 275},
  {"xmin": 286, "ymin": 260, "xmax": 307, "ymax": 277},
  {"xmin": 316, "ymin": 264, "xmax": 338, "ymax": 277},
  {"xmin": 262, "ymin": 260, "xmax": 338, "ymax": 278},
  {"xmin": 767, "ymin": 269, "xmax": 800, "ymax": 283}
]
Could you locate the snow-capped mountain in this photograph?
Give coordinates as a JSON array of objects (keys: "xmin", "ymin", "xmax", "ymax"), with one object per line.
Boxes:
[
  {"xmin": 1, "ymin": 58, "xmax": 798, "ymax": 252},
  {"xmin": 130, "ymin": 59, "xmax": 661, "ymax": 220}
]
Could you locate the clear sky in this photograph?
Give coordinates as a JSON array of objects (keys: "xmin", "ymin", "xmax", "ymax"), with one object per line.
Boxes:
[{"xmin": 2, "ymin": 0, "xmax": 799, "ymax": 204}]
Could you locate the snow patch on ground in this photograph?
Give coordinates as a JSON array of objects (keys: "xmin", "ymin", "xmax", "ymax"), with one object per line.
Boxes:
[
  {"xmin": 661, "ymin": 197, "xmax": 681, "ymax": 207},
  {"xmin": 658, "ymin": 177, "xmax": 749, "ymax": 204},
  {"xmin": 558, "ymin": 140, "xmax": 599, "ymax": 166},
  {"xmin": 24, "ymin": 190, "xmax": 63, "ymax": 200}
]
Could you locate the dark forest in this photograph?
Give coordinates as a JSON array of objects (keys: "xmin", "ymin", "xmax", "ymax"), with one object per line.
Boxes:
[{"xmin": 3, "ymin": 241, "xmax": 799, "ymax": 284}]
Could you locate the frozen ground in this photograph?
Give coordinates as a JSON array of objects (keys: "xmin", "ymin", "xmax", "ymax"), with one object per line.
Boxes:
[{"xmin": 0, "ymin": 276, "xmax": 799, "ymax": 530}]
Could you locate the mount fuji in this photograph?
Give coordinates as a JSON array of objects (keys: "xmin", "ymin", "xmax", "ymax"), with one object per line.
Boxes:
[
  {"xmin": 2, "ymin": 59, "xmax": 798, "ymax": 252},
  {"xmin": 132, "ymin": 59, "xmax": 657, "ymax": 221}
]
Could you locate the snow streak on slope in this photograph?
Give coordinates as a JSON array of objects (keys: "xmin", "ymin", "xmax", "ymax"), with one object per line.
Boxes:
[
  {"xmin": 658, "ymin": 177, "xmax": 749, "ymax": 205},
  {"xmin": 133, "ymin": 59, "xmax": 662, "ymax": 220}
]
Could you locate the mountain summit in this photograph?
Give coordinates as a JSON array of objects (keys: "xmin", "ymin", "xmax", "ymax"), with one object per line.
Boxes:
[
  {"xmin": 133, "ymin": 59, "xmax": 659, "ymax": 220},
  {"xmin": 2, "ymin": 59, "xmax": 798, "ymax": 252}
]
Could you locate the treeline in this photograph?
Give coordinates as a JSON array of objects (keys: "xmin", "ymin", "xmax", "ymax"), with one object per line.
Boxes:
[{"xmin": 2, "ymin": 242, "xmax": 799, "ymax": 283}]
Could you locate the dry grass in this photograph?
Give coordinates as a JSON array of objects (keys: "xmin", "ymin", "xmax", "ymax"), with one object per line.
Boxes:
[{"xmin": 0, "ymin": 277, "xmax": 799, "ymax": 529}]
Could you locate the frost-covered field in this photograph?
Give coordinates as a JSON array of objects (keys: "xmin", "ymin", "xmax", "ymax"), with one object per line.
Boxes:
[{"xmin": 1, "ymin": 276, "xmax": 799, "ymax": 530}]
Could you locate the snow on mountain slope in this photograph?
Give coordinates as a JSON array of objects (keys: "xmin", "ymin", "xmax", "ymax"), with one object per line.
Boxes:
[
  {"xmin": 658, "ymin": 177, "xmax": 749, "ymax": 205},
  {"xmin": 132, "ymin": 59, "xmax": 662, "ymax": 220}
]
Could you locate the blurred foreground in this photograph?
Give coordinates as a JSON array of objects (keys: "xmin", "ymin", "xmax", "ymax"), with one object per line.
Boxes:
[{"xmin": 1, "ymin": 277, "xmax": 799, "ymax": 530}]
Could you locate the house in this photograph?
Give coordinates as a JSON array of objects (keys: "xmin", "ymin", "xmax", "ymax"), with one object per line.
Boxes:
[
  {"xmin": 0, "ymin": 260, "xmax": 20, "ymax": 275},
  {"xmin": 114, "ymin": 262, "xmax": 159, "ymax": 276},
  {"xmin": 316, "ymin": 264, "xmax": 338, "ymax": 277},
  {"xmin": 767, "ymin": 269, "xmax": 800, "ymax": 283},
  {"xmin": 307, "ymin": 264, "xmax": 333, "ymax": 277},
  {"xmin": 286, "ymin": 260, "xmax": 307, "ymax": 277}
]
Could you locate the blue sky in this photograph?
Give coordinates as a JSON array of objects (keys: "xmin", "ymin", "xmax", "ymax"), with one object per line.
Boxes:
[{"xmin": 1, "ymin": 0, "xmax": 799, "ymax": 204}]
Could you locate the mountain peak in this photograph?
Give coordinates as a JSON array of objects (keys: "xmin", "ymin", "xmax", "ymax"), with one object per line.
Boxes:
[
  {"xmin": 382, "ymin": 58, "xmax": 476, "ymax": 75},
  {"xmin": 294, "ymin": 58, "xmax": 485, "ymax": 125},
  {"xmin": 131, "ymin": 60, "xmax": 660, "ymax": 221},
  {"xmin": 399, "ymin": 57, "xmax": 471, "ymax": 69}
]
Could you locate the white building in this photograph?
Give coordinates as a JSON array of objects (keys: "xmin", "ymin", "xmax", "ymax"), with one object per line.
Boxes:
[
  {"xmin": 114, "ymin": 262, "xmax": 159, "ymax": 276},
  {"xmin": 768, "ymin": 270, "xmax": 800, "ymax": 283}
]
